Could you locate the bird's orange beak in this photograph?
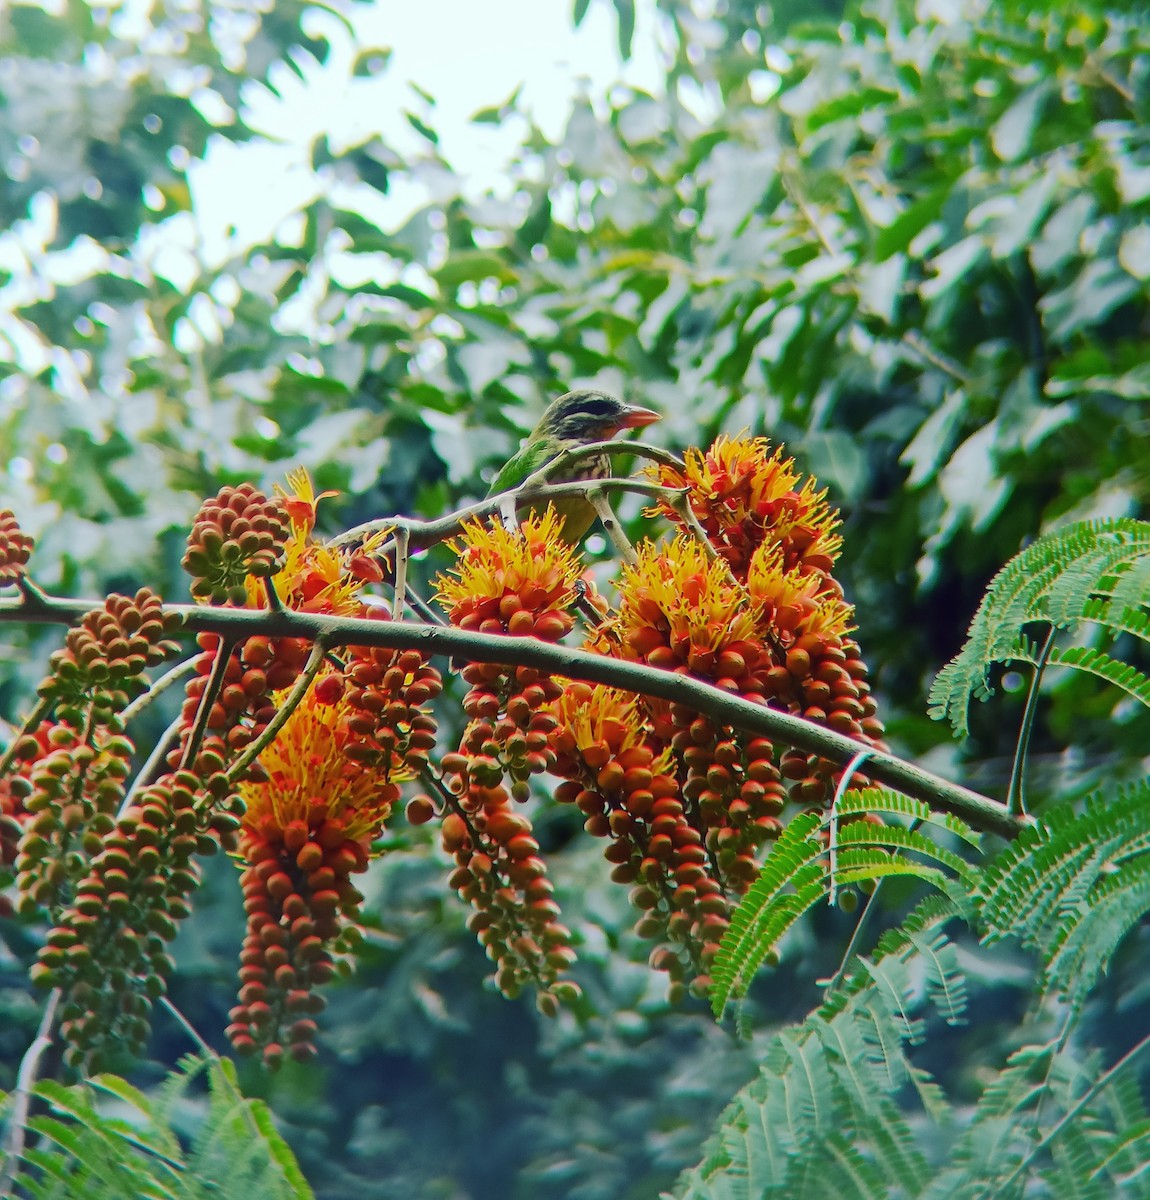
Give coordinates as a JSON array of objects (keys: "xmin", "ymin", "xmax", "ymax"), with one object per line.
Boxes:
[{"xmin": 616, "ymin": 405, "xmax": 661, "ymax": 430}]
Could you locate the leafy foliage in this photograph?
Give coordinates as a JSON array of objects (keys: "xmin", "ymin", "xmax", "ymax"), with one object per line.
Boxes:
[
  {"xmin": 711, "ymin": 791, "xmax": 979, "ymax": 1019},
  {"xmin": 2, "ymin": 1054, "xmax": 310, "ymax": 1200},
  {"xmin": 931, "ymin": 519, "xmax": 1150, "ymax": 736},
  {"xmin": 978, "ymin": 784, "xmax": 1150, "ymax": 1006},
  {"xmin": 676, "ymin": 885, "xmax": 1150, "ymax": 1200}
]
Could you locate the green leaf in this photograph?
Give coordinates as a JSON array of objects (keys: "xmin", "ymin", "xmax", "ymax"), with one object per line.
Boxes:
[
  {"xmin": 872, "ymin": 188, "xmax": 949, "ymax": 261},
  {"xmin": 990, "ymin": 82, "xmax": 1052, "ymax": 163}
]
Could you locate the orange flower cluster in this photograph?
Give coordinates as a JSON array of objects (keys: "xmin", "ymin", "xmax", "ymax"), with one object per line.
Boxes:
[
  {"xmin": 231, "ymin": 681, "xmax": 411, "ymax": 1065},
  {"xmin": 593, "ymin": 537, "xmax": 788, "ymax": 892},
  {"xmin": 201, "ymin": 476, "xmax": 443, "ymax": 1064},
  {"xmin": 433, "ymin": 509, "xmax": 581, "ymax": 1008},
  {"xmin": 646, "ymin": 435, "xmax": 886, "ymax": 805},
  {"xmin": 548, "ymin": 684, "xmax": 729, "ymax": 999},
  {"xmin": 648, "ymin": 434, "xmax": 842, "ymax": 582}
]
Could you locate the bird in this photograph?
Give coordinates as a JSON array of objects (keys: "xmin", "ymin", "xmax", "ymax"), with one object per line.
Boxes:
[{"xmin": 485, "ymin": 389, "xmax": 661, "ymax": 543}]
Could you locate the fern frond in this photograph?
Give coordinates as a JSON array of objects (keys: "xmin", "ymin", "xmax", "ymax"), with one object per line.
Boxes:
[
  {"xmin": 1045, "ymin": 645, "xmax": 1150, "ymax": 708},
  {"xmin": 10, "ymin": 1056, "xmax": 312, "ymax": 1200},
  {"xmin": 835, "ymin": 820, "xmax": 976, "ymax": 880},
  {"xmin": 674, "ymin": 928, "xmax": 947, "ymax": 1199},
  {"xmin": 978, "ymin": 784, "xmax": 1150, "ymax": 1002},
  {"xmin": 710, "ymin": 811, "xmax": 824, "ymax": 1017},
  {"xmin": 714, "ymin": 794, "xmax": 981, "ymax": 1018},
  {"xmin": 928, "ymin": 518, "xmax": 1150, "ymax": 735},
  {"xmin": 835, "ymin": 787, "xmax": 982, "ymax": 848}
]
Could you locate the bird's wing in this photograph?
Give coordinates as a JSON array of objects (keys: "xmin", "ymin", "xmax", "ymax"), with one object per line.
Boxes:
[{"xmin": 485, "ymin": 440, "xmax": 551, "ymax": 497}]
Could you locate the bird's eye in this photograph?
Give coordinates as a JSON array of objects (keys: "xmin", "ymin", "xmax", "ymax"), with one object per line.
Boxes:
[{"xmin": 580, "ymin": 398, "xmax": 615, "ymax": 418}]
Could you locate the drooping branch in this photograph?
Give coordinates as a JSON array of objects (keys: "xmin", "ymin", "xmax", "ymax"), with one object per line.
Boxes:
[{"xmin": 0, "ymin": 589, "xmax": 1024, "ymax": 840}]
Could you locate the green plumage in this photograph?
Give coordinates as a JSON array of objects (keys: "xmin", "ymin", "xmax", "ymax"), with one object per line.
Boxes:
[{"xmin": 486, "ymin": 389, "xmax": 659, "ymax": 542}]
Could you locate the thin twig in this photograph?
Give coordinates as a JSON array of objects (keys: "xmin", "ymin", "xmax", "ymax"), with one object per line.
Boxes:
[
  {"xmin": 587, "ymin": 487, "xmax": 638, "ymax": 565},
  {"xmin": 158, "ymin": 997, "xmax": 276, "ymax": 1149},
  {"xmin": 262, "ymin": 576, "xmax": 284, "ymax": 613},
  {"xmin": 663, "ymin": 486, "xmax": 722, "ymax": 564},
  {"xmin": 224, "ymin": 639, "xmax": 329, "ymax": 783},
  {"xmin": 0, "ymin": 696, "xmax": 51, "ymax": 777},
  {"xmin": 405, "ymin": 586, "xmax": 446, "ymax": 627},
  {"xmin": 329, "ymin": 472, "xmax": 685, "ymax": 556},
  {"xmin": 0, "ymin": 988, "xmax": 61, "ymax": 1197},
  {"xmin": 526, "ymin": 439, "xmax": 685, "ymax": 484},
  {"xmin": 420, "ymin": 764, "xmax": 484, "ymax": 846},
  {"xmin": 120, "ymin": 657, "xmax": 197, "ymax": 725},
  {"xmin": 159, "ymin": 996, "xmax": 214, "ymax": 1057},
  {"xmin": 1006, "ymin": 626, "xmax": 1056, "ymax": 819},
  {"xmin": 118, "ymin": 713, "xmax": 184, "ymax": 817},
  {"xmin": 178, "ymin": 639, "xmax": 234, "ymax": 772},
  {"xmin": 391, "ymin": 526, "xmax": 410, "ymax": 621},
  {"xmin": 826, "ymin": 748, "xmax": 877, "ymax": 907},
  {"xmin": 15, "ymin": 576, "xmax": 52, "ymax": 609},
  {"xmin": 573, "ymin": 582, "xmax": 607, "ymax": 629}
]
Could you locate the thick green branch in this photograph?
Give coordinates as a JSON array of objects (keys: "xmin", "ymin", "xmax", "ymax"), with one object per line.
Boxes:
[{"xmin": 1, "ymin": 592, "xmax": 1024, "ymax": 840}]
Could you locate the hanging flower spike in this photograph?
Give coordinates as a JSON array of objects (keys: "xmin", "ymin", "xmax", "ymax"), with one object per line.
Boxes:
[
  {"xmin": 597, "ymin": 536, "xmax": 787, "ymax": 901},
  {"xmin": 432, "ymin": 508, "xmax": 583, "ymax": 1010},
  {"xmin": 747, "ymin": 543, "xmax": 886, "ymax": 807},
  {"xmin": 647, "ymin": 434, "xmax": 842, "ymax": 583},
  {"xmin": 548, "ymin": 683, "xmax": 729, "ymax": 1000},
  {"xmin": 230, "ymin": 673, "xmax": 405, "ymax": 1067}
]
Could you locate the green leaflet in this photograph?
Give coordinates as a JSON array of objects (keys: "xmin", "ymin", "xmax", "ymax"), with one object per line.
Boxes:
[{"xmin": 929, "ymin": 518, "xmax": 1150, "ymax": 737}]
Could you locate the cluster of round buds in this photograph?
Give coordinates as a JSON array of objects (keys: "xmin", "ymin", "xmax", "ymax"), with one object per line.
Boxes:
[
  {"xmin": 230, "ymin": 806, "xmax": 380, "ymax": 1067},
  {"xmin": 647, "ymin": 435, "xmax": 843, "ymax": 585},
  {"xmin": 0, "ymin": 509, "xmax": 34, "ymax": 585},
  {"xmin": 1, "ymin": 779, "xmax": 27, "ymax": 914},
  {"xmin": 434, "ymin": 506, "xmax": 582, "ymax": 643},
  {"xmin": 667, "ymin": 709, "xmax": 785, "ymax": 891},
  {"xmin": 38, "ymin": 589, "xmax": 182, "ymax": 726},
  {"xmin": 340, "ymin": 644, "xmax": 442, "ymax": 778},
  {"xmin": 229, "ymin": 680, "xmax": 406, "ymax": 1064},
  {"xmin": 12, "ymin": 723, "xmax": 134, "ymax": 915},
  {"xmin": 596, "ymin": 537, "xmax": 791, "ymax": 889},
  {"xmin": 182, "ymin": 483, "xmax": 291, "ymax": 605},
  {"xmin": 455, "ymin": 665, "xmax": 563, "ymax": 802},
  {"xmin": 776, "ymin": 634, "xmax": 886, "ymax": 808},
  {"xmin": 747, "ymin": 549, "xmax": 886, "ymax": 808},
  {"xmin": 170, "ymin": 632, "xmax": 314, "ymax": 776},
  {"xmin": 546, "ymin": 684, "xmax": 729, "ymax": 999},
  {"xmin": 434, "ymin": 793, "xmax": 578, "ymax": 1012},
  {"xmin": 30, "ymin": 771, "xmax": 241, "ymax": 1070}
]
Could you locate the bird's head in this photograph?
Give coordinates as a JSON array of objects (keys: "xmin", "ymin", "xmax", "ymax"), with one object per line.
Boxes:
[{"xmin": 540, "ymin": 389, "xmax": 660, "ymax": 445}]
